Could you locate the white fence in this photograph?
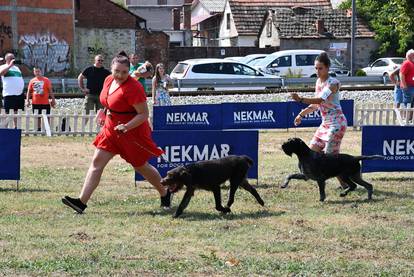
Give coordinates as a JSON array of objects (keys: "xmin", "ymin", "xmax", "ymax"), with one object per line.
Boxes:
[
  {"xmin": 1, "ymin": 104, "xmax": 413, "ymax": 136},
  {"xmin": 0, "ymin": 109, "xmax": 99, "ymax": 136},
  {"xmin": 354, "ymin": 104, "xmax": 414, "ymax": 129}
]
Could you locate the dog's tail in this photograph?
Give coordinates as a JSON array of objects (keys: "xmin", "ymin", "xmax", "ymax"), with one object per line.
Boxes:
[
  {"xmin": 242, "ymin": 155, "xmax": 254, "ymax": 167},
  {"xmin": 354, "ymin": 155, "xmax": 384, "ymax": 161}
]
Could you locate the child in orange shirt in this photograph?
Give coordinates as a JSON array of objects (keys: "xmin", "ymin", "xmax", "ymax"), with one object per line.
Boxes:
[{"xmin": 26, "ymin": 67, "xmax": 56, "ymax": 130}]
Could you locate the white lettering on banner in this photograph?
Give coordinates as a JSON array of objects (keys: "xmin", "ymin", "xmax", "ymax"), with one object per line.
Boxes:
[
  {"xmin": 233, "ymin": 110, "xmax": 275, "ymax": 123},
  {"xmin": 166, "ymin": 112, "xmax": 210, "ymax": 125},
  {"xmin": 305, "ymin": 110, "xmax": 321, "ymax": 118},
  {"xmin": 158, "ymin": 144, "xmax": 230, "ymax": 163},
  {"xmin": 383, "ymin": 139, "xmax": 414, "ymax": 155}
]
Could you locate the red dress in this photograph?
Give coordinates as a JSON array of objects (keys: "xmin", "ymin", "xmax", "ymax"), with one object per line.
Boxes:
[{"xmin": 93, "ymin": 75, "xmax": 163, "ymax": 167}]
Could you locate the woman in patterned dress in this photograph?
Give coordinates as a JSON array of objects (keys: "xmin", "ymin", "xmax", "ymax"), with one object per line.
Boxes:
[
  {"xmin": 290, "ymin": 52, "xmax": 348, "ymax": 188},
  {"xmin": 152, "ymin": 63, "xmax": 172, "ymax": 106}
]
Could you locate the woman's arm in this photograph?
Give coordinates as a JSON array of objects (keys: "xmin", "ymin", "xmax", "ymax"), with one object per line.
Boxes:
[
  {"xmin": 151, "ymin": 78, "xmax": 156, "ymax": 103},
  {"xmin": 114, "ymin": 102, "xmax": 149, "ymax": 133}
]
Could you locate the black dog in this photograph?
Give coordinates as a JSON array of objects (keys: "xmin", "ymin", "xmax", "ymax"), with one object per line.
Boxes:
[
  {"xmin": 160, "ymin": 155, "xmax": 265, "ymax": 218},
  {"xmin": 281, "ymin": 138, "xmax": 382, "ymax": 201}
]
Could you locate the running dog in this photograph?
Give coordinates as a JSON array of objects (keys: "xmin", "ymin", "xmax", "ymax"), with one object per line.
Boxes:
[
  {"xmin": 281, "ymin": 137, "xmax": 383, "ymax": 201},
  {"xmin": 160, "ymin": 155, "xmax": 265, "ymax": 218}
]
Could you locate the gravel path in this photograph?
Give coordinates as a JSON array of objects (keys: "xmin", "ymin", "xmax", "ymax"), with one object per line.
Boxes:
[{"xmin": 56, "ymin": 89, "xmax": 394, "ymax": 113}]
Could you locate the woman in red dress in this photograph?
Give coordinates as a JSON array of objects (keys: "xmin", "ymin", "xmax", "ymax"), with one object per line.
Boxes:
[{"xmin": 62, "ymin": 54, "xmax": 171, "ymax": 213}]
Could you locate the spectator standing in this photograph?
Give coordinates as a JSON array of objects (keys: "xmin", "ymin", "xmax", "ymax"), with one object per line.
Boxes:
[
  {"xmin": 152, "ymin": 63, "xmax": 172, "ymax": 106},
  {"xmin": 400, "ymin": 49, "xmax": 414, "ymax": 120},
  {"xmin": 26, "ymin": 67, "xmax": 56, "ymax": 130},
  {"xmin": 78, "ymin": 55, "xmax": 111, "ymax": 114},
  {"xmin": 129, "ymin": 53, "xmax": 152, "ymax": 92},
  {"xmin": 389, "ymin": 67, "xmax": 405, "ymax": 108},
  {"xmin": 0, "ymin": 53, "xmax": 25, "ymax": 113}
]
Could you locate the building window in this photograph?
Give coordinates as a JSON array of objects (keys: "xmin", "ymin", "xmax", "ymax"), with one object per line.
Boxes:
[
  {"xmin": 266, "ymin": 19, "xmax": 272, "ymax": 37},
  {"xmin": 158, "ymin": 0, "xmax": 167, "ymax": 5},
  {"xmin": 226, "ymin": 13, "xmax": 230, "ymax": 30}
]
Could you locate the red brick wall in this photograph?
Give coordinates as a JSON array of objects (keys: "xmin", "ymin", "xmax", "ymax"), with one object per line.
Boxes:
[
  {"xmin": 0, "ymin": 12, "xmax": 12, "ymax": 54},
  {"xmin": 17, "ymin": 0, "xmax": 73, "ymax": 9},
  {"xmin": 136, "ymin": 30, "xmax": 169, "ymax": 70},
  {"xmin": 0, "ymin": 0, "xmax": 74, "ymax": 75},
  {"xmin": 75, "ymin": 0, "xmax": 141, "ymax": 29}
]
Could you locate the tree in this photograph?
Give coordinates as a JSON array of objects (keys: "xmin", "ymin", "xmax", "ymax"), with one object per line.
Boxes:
[{"xmin": 339, "ymin": 0, "xmax": 414, "ymax": 56}]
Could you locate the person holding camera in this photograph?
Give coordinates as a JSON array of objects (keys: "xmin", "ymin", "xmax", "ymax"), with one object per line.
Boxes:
[{"xmin": 0, "ymin": 53, "xmax": 25, "ymax": 114}]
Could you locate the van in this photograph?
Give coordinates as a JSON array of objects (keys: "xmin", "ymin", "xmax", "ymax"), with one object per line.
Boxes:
[{"xmin": 253, "ymin": 49, "xmax": 348, "ymax": 77}]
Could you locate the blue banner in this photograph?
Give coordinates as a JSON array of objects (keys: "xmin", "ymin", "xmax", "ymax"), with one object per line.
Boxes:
[
  {"xmin": 362, "ymin": 126, "xmax": 414, "ymax": 172},
  {"xmin": 287, "ymin": 99, "xmax": 354, "ymax": 128},
  {"xmin": 221, "ymin": 102, "xmax": 288, "ymax": 129},
  {"xmin": 136, "ymin": 130, "xmax": 259, "ymax": 180},
  {"xmin": 153, "ymin": 104, "xmax": 222, "ymax": 130},
  {"xmin": 0, "ymin": 129, "xmax": 21, "ymax": 180}
]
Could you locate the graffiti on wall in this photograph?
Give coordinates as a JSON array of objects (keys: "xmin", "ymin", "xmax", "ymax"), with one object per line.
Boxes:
[
  {"xmin": 19, "ymin": 32, "xmax": 70, "ymax": 73},
  {"xmin": 0, "ymin": 22, "xmax": 13, "ymax": 53}
]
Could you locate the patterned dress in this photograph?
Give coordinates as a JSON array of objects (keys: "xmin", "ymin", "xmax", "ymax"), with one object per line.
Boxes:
[
  {"xmin": 310, "ymin": 77, "xmax": 347, "ymax": 154},
  {"xmin": 154, "ymin": 75, "xmax": 171, "ymax": 106}
]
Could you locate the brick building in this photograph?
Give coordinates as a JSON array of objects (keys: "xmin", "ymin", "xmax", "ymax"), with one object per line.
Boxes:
[
  {"xmin": 0, "ymin": 0, "xmax": 74, "ymax": 75},
  {"xmin": 74, "ymin": 0, "xmax": 146, "ymax": 71},
  {"xmin": 258, "ymin": 7, "xmax": 377, "ymax": 68}
]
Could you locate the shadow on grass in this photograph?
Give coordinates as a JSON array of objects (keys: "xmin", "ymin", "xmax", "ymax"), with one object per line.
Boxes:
[
  {"xmin": 138, "ymin": 209, "xmax": 285, "ymax": 221},
  {"xmin": 371, "ymin": 176, "xmax": 414, "ymax": 182},
  {"xmin": 372, "ymin": 189, "xmax": 414, "ymax": 200},
  {"xmin": 0, "ymin": 187, "xmax": 50, "ymax": 193},
  {"xmin": 181, "ymin": 210, "xmax": 285, "ymax": 221},
  {"xmin": 324, "ymin": 198, "xmax": 384, "ymax": 205}
]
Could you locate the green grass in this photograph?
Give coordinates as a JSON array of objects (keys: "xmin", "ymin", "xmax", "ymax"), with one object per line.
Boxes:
[{"xmin": 0, "ymin": 130, "xmax": 413, "ymax": 276}]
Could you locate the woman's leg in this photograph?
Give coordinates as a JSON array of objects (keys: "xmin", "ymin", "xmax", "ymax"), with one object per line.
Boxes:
[
  {"xmin": 134, "ymin": 162, "xmax": 167, "ymax": 197},
  {"xmin": 79, "ymin": 148, "xmax": 115, "ymax": 204}
]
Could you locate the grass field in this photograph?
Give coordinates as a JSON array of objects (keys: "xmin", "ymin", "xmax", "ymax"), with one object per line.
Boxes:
[{"xmin": 0, "ymin": 130, "xmax": 413, "ymax": 276}]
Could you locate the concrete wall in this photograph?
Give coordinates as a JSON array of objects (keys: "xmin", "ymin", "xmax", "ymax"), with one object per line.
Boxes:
[
  {"xmin": 280, "ymin": 37, "xmax": 379, "ymax": 69},
  {"xmin": 0, "ymin": 0, "xmax": 74, "ymax": 75},
  {"xmin": 259, "ymin": 19, "xmax": 280, "ymax": 48},
  {"xmin": 218, "ymin": 1, "xmax": 238, "ymax": 46},
  {"xmin": 75, "ymin": 28, "xmax": 135, "ymax": 71}
]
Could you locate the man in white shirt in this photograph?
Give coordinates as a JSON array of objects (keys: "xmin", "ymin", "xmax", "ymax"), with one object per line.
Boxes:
[{"xmin": 0, "ymin": 53, "xmax": 25, "ymax": 113}]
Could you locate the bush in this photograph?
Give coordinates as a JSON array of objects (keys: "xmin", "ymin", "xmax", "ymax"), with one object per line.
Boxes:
[{"xmin": 355, "ymin": 69, "xmax": 367, "ymax": 76}]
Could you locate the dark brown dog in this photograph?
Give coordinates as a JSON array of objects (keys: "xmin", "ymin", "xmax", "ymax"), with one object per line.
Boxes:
[{"xmin": 160, "ymin": 155, "xmax": 265, "ymax": 218}]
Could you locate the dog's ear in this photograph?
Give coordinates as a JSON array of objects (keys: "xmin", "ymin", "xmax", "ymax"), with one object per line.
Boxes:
[
  {"xmin": 179, "ymin": 168, "xmax": 192, "ymax": 185},
  {"xmin": 281, "ymin": 141, "xmax": 292, "ymax": 156}
]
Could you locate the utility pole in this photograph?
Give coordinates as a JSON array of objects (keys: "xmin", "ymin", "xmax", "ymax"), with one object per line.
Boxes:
[{"xmin": 350, "ymin": 0, "xmax": 356, "ymax": 76}]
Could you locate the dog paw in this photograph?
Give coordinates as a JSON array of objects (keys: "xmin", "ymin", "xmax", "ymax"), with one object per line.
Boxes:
[
  {"xmin": 280, "ymin": 184, "xmax": 288, "ymax": 189},
  {"xmin": 221, "ymin": 207, "xmax": 231, "ymax": 214},
  {"xmin": 339, "ymin": 191, "xmax": 347, "ymax": 197},
  {"xmin": 319, "ymin": 198, "xmax": 325, "ymax": 202}
]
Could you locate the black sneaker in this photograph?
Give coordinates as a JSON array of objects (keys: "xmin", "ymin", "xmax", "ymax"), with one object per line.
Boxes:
[
  {"xmin": 62, "ymin": 196, "xmax": 87, "ymax": 214},
  {"xmin": 160, "ymin": 189, "xmax": 172, "ymax": 209}
]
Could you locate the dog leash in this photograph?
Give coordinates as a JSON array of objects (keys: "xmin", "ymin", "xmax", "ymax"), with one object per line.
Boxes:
[{"xmin": 283, "ymin": 78, "xmax": 297, "ymax": 137}]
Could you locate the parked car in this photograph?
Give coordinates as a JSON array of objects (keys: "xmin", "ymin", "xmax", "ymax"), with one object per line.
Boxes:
[
  {"xmin": 239, "ymin": 54, "xmax": 268, "ymax": 66},
  {"xmin": 170, "ymin": 58, "xmax": 281, "ymax": 91},
  {"xmin": 361, "ymin": 57, "xmax": 405, "ymax": 77},
  {"xmin": 253, "ymin": 49, "xmax": 349, "ymax": 77},
  {"xmin": 224, "ymin": 56, "xmax": 244, "ymax": 62}
]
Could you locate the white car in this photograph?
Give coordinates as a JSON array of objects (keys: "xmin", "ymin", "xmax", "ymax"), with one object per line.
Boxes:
[
  {"xmin": 239, "ymin": 54, "xmax": 268, "ymax": 66},
  {"xmin": 254, "ymin": 49, "xmax": 327, "ymax": 77},
  {"xmin": 170, "ymin": 58, "xmax": 281, "ymax": 91},
  {"xmin": 362, "ymin": 57, "xmax": 405, "ymax": 77},
  {"xmin": 253, "ymin": 49, "xmax": 350, "ymax": 77}
]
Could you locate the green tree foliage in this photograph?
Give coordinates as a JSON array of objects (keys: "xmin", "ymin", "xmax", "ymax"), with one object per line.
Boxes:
[{"xmin": 339, "ymin": 0, "xmax": 414, "ymax": 56}]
